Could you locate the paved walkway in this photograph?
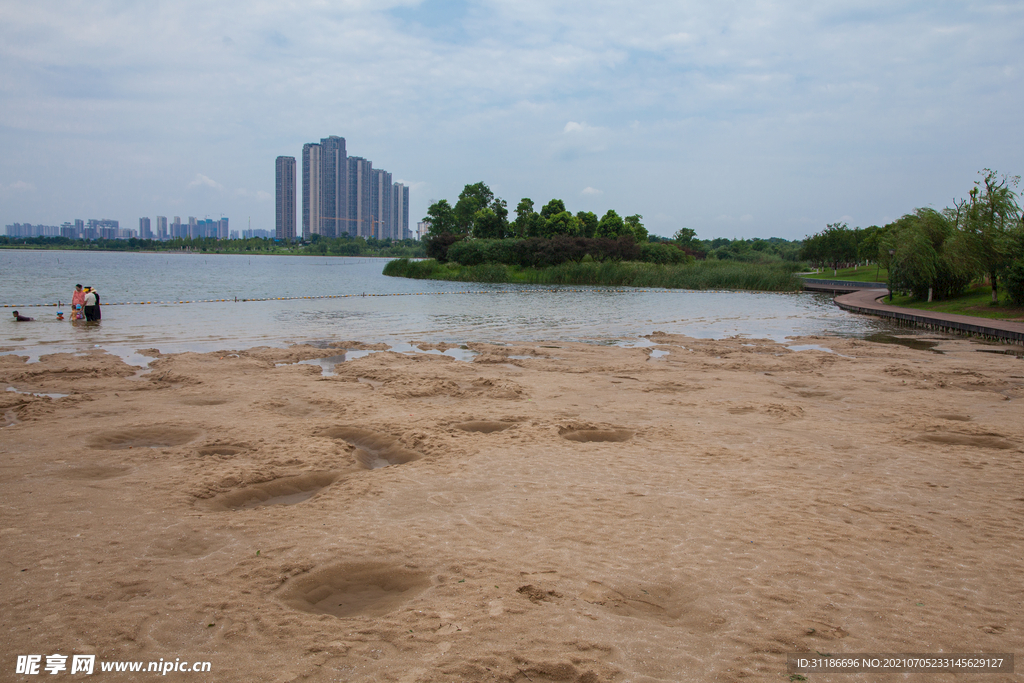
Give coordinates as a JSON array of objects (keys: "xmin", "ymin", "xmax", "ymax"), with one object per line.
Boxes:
[
  {"xmin": 801, "ymin": 277, "xmax": 888, "ymax": 295},
  {"xmin": 833, "ymin": 288, "xmax": 1024, "ymax": 344}
]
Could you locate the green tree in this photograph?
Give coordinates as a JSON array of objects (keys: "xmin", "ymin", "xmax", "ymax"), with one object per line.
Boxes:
[
  {"xmin": 880, "ymin": 208, "xmax": 976, "ymax": 300},
  {"xmin": 672, "ymin": 228, "xmax": 697, "ymax": 246},
  {"xmin": 472, "ymin": 207, "xmax": 504, "ymax": 239},
  {"xmin": 801, "ymin": 223, "xmax": 857, "ymax": 274},
  {"xmin": 540, "ymin": 199, "xmax": 567, "ymax": 219},
  {"xmin": 514, "ymin": 198, "xmax": 542, "ymax": 238},
  {"xmin": 576, "ymin": 211, "xmax": 598, "ymax": 238},
  {"xmin": 424, "ymin": 199, "xmax": 459, "ymax": 236},
  {"xmin": 543, "ymin": 211, "xmax": 582, "ymax": 237},
  {"xmin": 624, "ymin": 214, "xmax": 647, "ymax": 243},
  {"xmin": 955, "ymin": 169, "xmax": 1022, "ymax": 301},
  {"xmin": 454, "ymin": 182, "xmax": 495, "ymax": 234},
  {"xmin": 596, "ymin": 210, "xmax": 627, "ymax": 238}
]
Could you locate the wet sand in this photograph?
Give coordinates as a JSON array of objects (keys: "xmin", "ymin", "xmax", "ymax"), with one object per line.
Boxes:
[{"xmin": 1, "ymin": 334, "xmax": 1022, "ymax": 682}]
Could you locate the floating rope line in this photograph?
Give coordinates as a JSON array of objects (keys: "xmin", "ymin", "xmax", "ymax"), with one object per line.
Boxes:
[{"xmin": 2, "ymin": 288, "xmax": 688, "ymax": 308}]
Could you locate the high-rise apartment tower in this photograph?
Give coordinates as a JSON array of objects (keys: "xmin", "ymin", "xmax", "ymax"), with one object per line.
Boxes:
[
  {"xmin": 319, "ymin": 136, "xmax": 347, "ymax": 238},
  {"xmin": 302, "ymin": 143, "xmax": 321, "ymax": 241},
  {"xmin": 276, "ymin": 156, "xmax": 297, "ymax": 240}
]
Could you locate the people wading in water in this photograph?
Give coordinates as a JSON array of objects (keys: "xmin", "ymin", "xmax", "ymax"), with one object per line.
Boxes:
[{"xmin": 83, "ymin": 287, "xmax": 100, "ymax": 321}]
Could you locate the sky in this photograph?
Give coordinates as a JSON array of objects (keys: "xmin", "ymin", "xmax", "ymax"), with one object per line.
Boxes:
[{"xmin": 1, "ymin": 0, "xmax": 1022, "ymax": 240}]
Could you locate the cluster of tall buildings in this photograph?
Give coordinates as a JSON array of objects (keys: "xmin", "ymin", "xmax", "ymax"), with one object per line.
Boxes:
[
  {"xmin": 5, "ymin": 219, "xmax": 133, "ymax": 240},
  {"xmin": 5, "ymin": 217, "xmax": 235, "ymax": 241},
  {"xmin": 276, "ymin": 135, "xmax": 410, "ymax": 241},
  {"xmin": 138, "ymin": 216, "xmax": 230, "ymax": 240}
]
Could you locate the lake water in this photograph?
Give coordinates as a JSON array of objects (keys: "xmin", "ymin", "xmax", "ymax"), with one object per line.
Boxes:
[{"xmin": 1, "ymin": 250, "xmax": 900, "ymax": 361}]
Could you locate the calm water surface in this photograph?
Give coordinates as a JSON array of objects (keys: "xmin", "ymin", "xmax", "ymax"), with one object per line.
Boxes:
[{"xmin": 2, "ymin": 250, "xmax": 899, "ymax": 361}]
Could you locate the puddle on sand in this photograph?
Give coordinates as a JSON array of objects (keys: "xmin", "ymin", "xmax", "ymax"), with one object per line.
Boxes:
[
  {"xmin": 785, "ymin": 344, "xmax": 853, "ymax": 358},
  {"xmin": 614, "ymin": 338, "xmax": 657, "ymax": 348},
  {"xmin": 6, "ymin": 386, "xmax": 68, "ymax": 400},
  {"xmin": 400, "ymin": 342, "xmax": 477, "ymax": 362},
  {"xmin": 297, "ymin": 355, "xmax": 350, "ymax": 376},
  {"xmin": 863, "ymin": 333, "xmax": 944, "ymax": 354},
  {"xmin": 649, "ymin": 349, "xmax": 670, "ymax": 359},
  {"xmin": 975, "ymin": 347, "xmax": 1024, "ymax": 358},
  {"xmin": 295, "ymin": 344, "xmax": 477, "ymax": 376}
]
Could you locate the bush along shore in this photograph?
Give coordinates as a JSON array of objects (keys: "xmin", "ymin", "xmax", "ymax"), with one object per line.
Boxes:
[{"xmin": 383, "ymin": 256, "xmax": 804, "ymax": 292}]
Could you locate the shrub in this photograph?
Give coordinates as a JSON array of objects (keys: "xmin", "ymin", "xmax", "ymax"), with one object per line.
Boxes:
[
  {"xmin": 447, "ymin": 239, "xmax": 488, "ymax": 266},
  {"xmin": 1006, "ymin": 259, "xmax": 1024, "ymax": 305},
  {"xmin": 424, "ymin": 232, "xmax": 464, "ymax": 262},
  {"xmin": 640, "ymin": 242, "xmax": 691, "ymax": 265}
]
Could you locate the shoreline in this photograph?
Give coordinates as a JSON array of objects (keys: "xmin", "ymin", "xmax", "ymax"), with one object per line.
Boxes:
[
  {"xmin": 0, "ymin": 245, "xmax": 403, "ymax": 259},
  {"xmin": 2, "ymin": 334, "xmax": 1022, "ymax": 681}
]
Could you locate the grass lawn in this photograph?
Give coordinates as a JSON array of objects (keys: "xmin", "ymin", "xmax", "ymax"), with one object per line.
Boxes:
[
  {"xmin": 888, "ymin": 285, "xmax": 1024, "ymax": 322},
  {"xmin": 800, "ymin": 265, "xmax": 888, "ymax": 282}
]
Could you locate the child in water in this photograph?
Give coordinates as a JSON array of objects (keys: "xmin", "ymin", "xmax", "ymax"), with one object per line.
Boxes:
[{"xmin": 56, "ymin": 311, "xmax": 64, "ymax": 321}]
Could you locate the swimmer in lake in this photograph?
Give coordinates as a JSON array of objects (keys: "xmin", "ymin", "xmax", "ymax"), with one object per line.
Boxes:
[{"xmin": 12, "ymin": 311, "xmax": 34, "ymax": 321}]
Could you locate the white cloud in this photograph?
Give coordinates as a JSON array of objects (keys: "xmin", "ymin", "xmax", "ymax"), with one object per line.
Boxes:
[
  {"xmin": 581, "ymin": 186, "xmax": 602, "ymax": 196},
  {"xmin": 555, "ymin": 121, "xmax": 608, "ymax": 158},
  {"xmin": 188, "ymin": 174, "xmax": 225, "ymax": 191},
  {"xmin": 3, "ymin": 180, "xmax": 35, "ymax": 192},
  {"xmin": 234, "ymin": 188, "xmax": 271, "ymax": 201},
  {"xmin": 564, "ymin": 121, "xmax": 596, "ymax": 134}
]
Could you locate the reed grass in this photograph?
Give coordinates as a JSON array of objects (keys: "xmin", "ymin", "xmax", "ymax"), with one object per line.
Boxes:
[{"xmin": 384, "ymin": 258, "xmax": 803, "ymax": 292}]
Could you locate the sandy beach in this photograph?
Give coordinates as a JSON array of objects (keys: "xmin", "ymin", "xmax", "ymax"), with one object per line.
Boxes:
[{"xmin": 1, "ymin": 334, "xmax": 1022, "ymax": 682}]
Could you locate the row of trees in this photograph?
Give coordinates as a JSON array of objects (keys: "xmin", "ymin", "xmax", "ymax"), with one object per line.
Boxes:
[
  {"xmin": 800, "ymin": 223, "xmax": 884, "ymax": 273},
  {"xmin": 423, "ymin": 181, "xmax": 814, "ymax": 269},
  {"xmin": 801, "ymin": 170, "xmax": 1024, "ymax": 304},
  {"xmin": 443, "ymin": 235, "xmax": 690, "ymax": 269},
  {"xmin": 0, "ymin": 234, "xmax": 426, "ymax": 258},
  {"xmin": 424, "ymin": 182, "xmax": 649, "ymax": 243}
]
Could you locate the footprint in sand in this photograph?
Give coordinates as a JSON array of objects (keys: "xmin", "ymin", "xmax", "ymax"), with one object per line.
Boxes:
[
  {"xmin": 202, "ymin": 472, "xmax": 341, "ymax": 510},
  {"xmin": 58, "ymin": 464, "xmax": 131, "ymax": 480},
  {"xmin": 196, "ymin": 442, "xmax": 250, "ymax": 457},
  {"xmin": 88, "ymin": 426, "xmax": 200, "ymax": 450},
  {"xmin": 455, "ymin": 420, "xmax": 515, "ymax": 433},
  {"xmin": 560, "ymin": 428, "xmax": 633, "ymax": 443},
  {"xmin": 277, "ymin": 563, "xmax": 430, "ymax": 618},
  {"xmin": 322, "ymin": 426, "xmax": 424, "ymax": 470}
]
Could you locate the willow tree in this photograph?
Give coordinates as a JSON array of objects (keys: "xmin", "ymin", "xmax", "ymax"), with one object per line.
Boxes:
[
  {"xmin": 881, "ymin": 208, "xmax": 977, "ymax": 301},
  {"xmin": 954, "ymin": 170, "xmax": 1022, "ymax": 302}
]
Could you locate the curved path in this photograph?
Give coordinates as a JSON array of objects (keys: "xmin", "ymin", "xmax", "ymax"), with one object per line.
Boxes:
[{"xmin": 833, "ymin": 287, "xmax": 1024, "ymax": 344}]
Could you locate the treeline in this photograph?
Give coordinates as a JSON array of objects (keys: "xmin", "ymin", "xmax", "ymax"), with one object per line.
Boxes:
[
  {"xmin": 436, "ymin": 235, "xmax": 690, "ymax": 268},
  {"xmin": 424, "ymin": 182, "xmax": 649, "ymax": 242},
  {"xmin": 0, "ymin": 234, "xmax": 426, "ymax": 258},
  {"xmin": 801, "ymin": 169, "xmax": 1024, "ymax": 304},
  {"xmin": 423, "ymin": 182, "xmax": 804, "ymax": 268}
]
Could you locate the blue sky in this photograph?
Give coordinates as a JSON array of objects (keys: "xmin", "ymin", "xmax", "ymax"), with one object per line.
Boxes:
[{"xmin": 1, "ymin": 0, "xmax": 1022, "ymax": 239}]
